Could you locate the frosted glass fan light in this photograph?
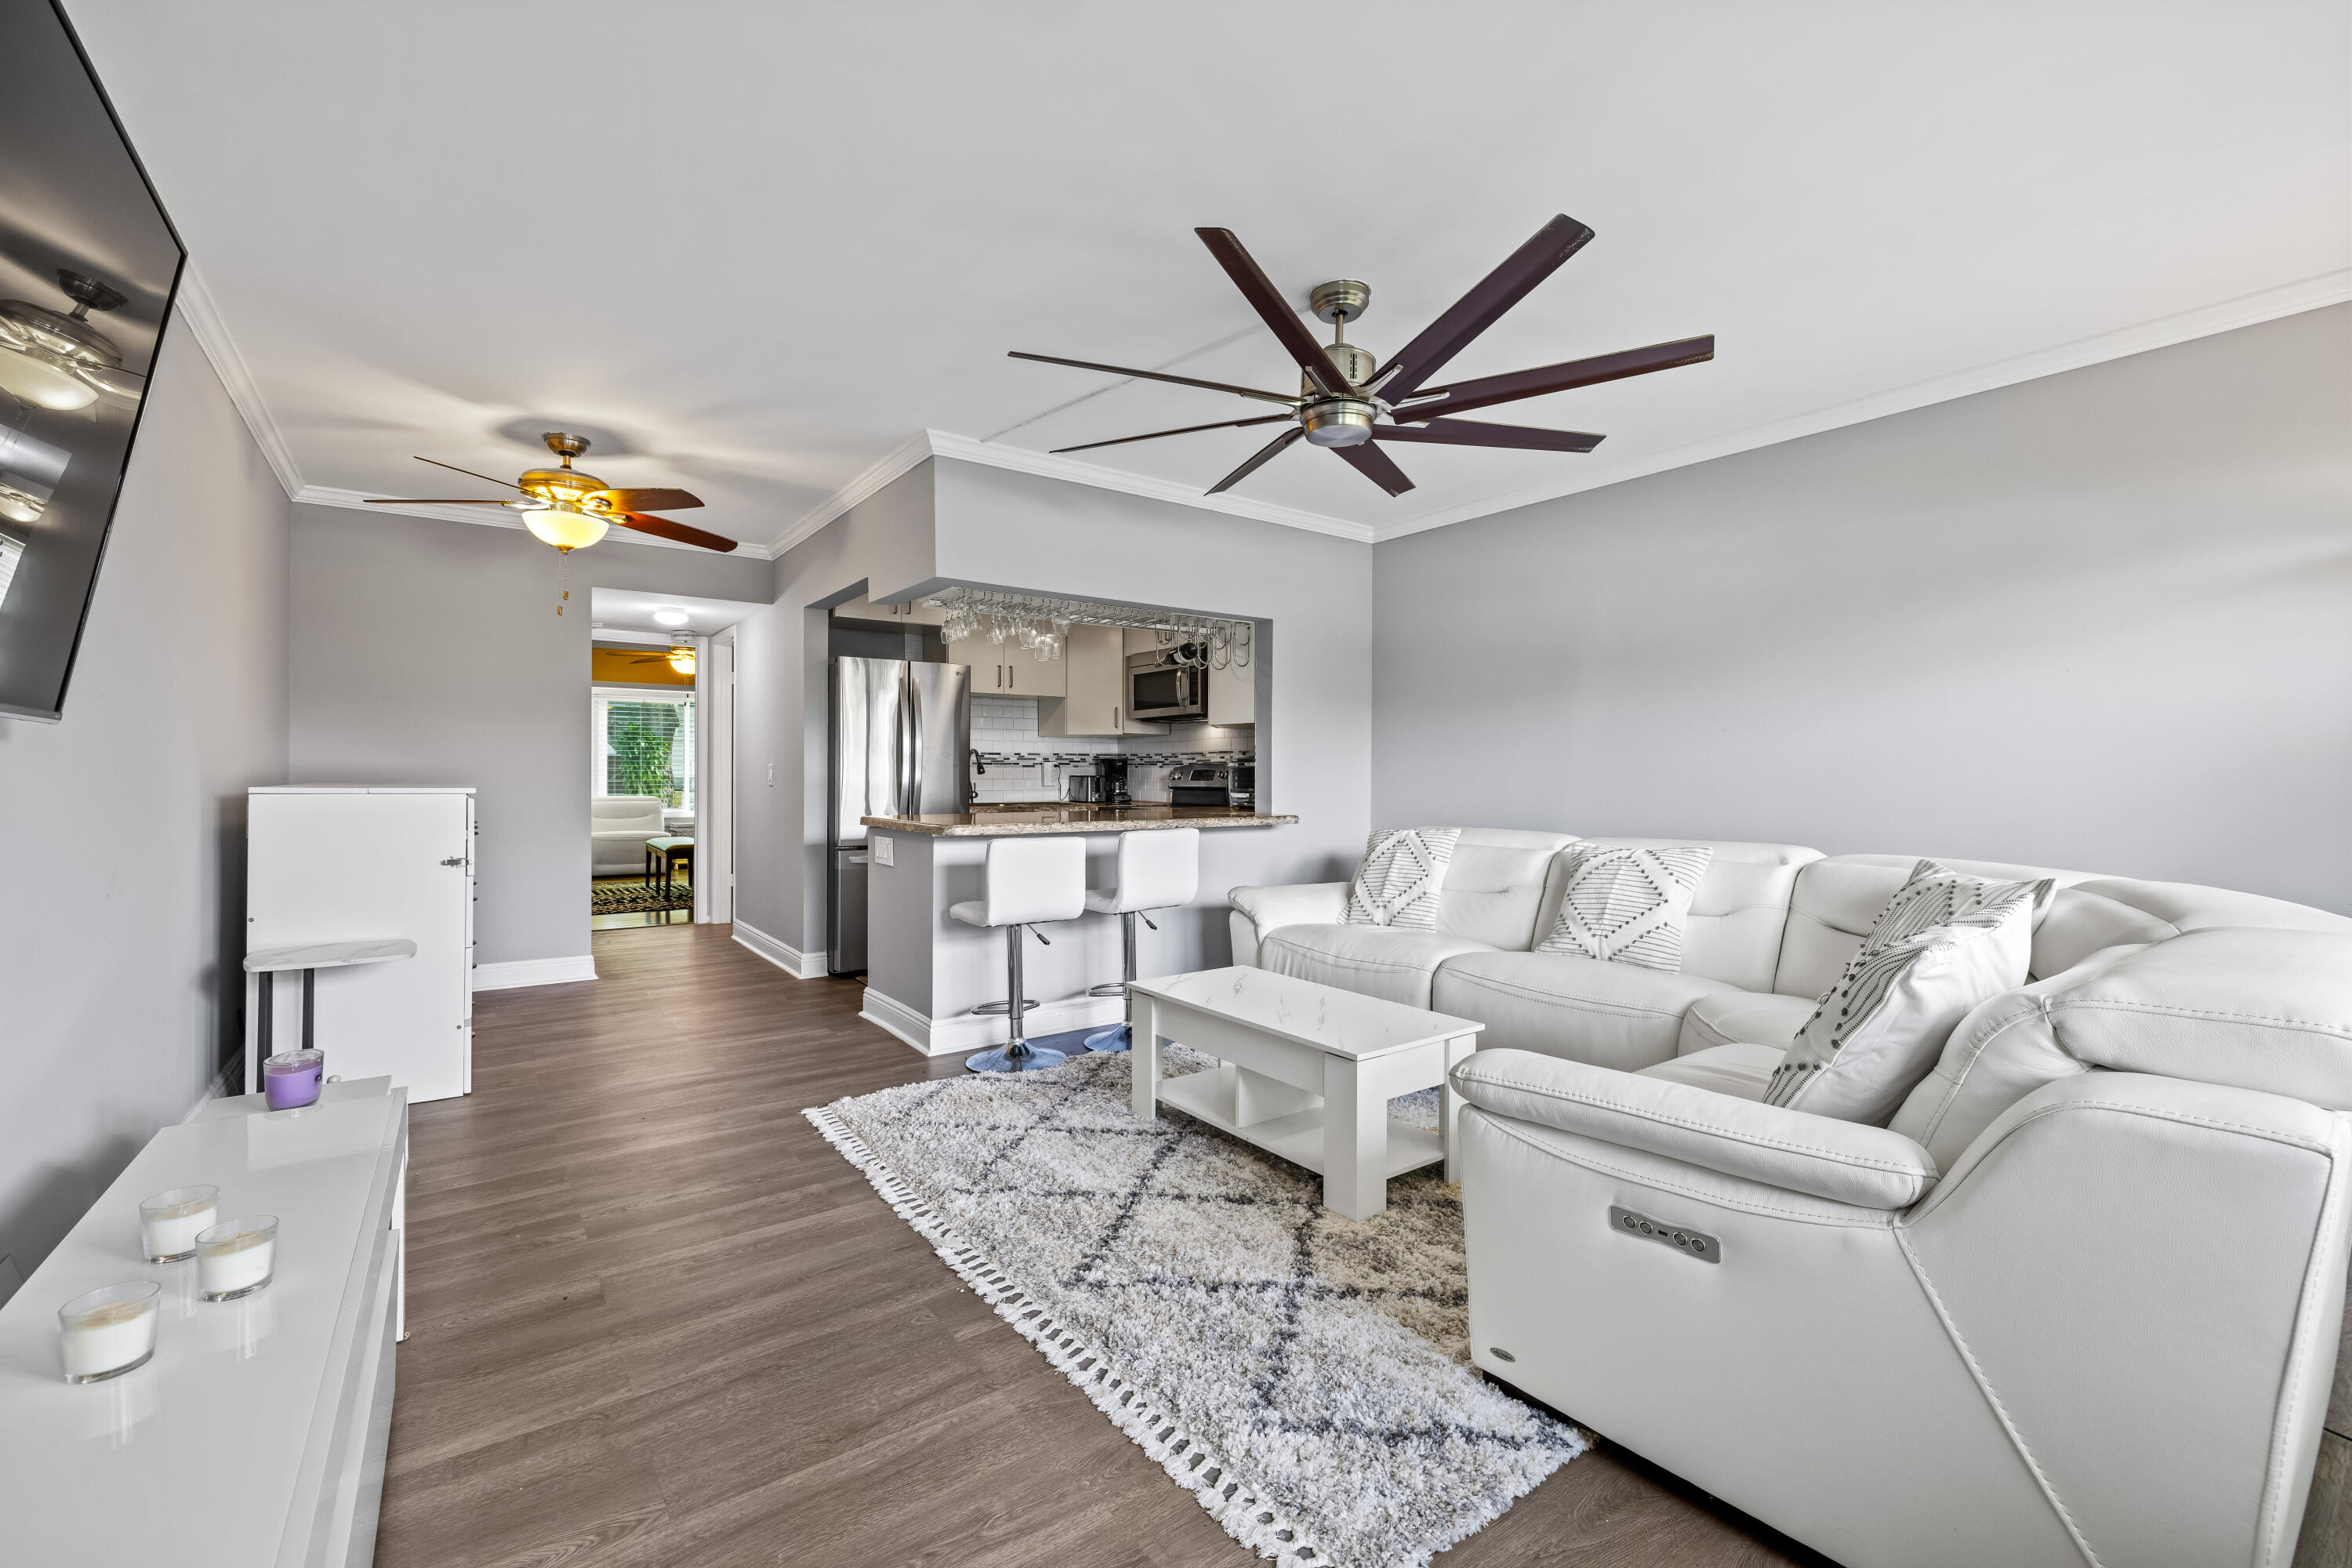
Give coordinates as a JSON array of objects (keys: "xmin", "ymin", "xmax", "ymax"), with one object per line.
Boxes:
[
  {"xmin": 523, "ymin": 502, "xmax": 608, "ymax": 552},
  {"xmin": 0, "ymin": 343, "xmax": 98, "ymax": 411}
]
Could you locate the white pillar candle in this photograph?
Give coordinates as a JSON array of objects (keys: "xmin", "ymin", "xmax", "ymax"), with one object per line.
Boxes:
[
  {"xmin": 58, "ymin": 1283, "xmax": 161, "ymax": 1383},
  {"xmin": 196, "ymin": 1217, "xmax": 278, "ymax": 1301},
  {"xmin": 139, "ymin": 1186, "xmax": 219, "ymax": 1261}
]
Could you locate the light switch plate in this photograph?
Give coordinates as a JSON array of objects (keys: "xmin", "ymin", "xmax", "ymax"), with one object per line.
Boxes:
[{"xmin": 873, "ymin": 836, "xmax": 894, "ymax": 866}]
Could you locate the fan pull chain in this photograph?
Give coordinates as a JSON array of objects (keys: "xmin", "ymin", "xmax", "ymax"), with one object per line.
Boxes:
[{"xmin": 556, "ymin": 550, "xmax": 571, "ymax": 616}]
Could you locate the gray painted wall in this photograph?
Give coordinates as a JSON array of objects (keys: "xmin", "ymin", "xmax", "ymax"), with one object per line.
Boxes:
[
  {"xmin": 287, "ymin": 506, "xmax": 771, "ymax": 966},
  {"xmin": 732, "ymin": 456, "xmax": 1374, "ymax": 972},
  {"xmin": 1372, "ymin": 304, "xmax": 2352, "ymax": 912},
  {"xmin": 0, "ymin": 331, "xmax": 289, "ymax": 1280}
]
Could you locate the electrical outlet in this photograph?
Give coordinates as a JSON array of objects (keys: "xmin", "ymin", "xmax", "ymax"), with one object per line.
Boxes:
[
  {"xmin": 873, "ymin": 837, "xmax": 894, "ymax": 867},
  {"xmin": 767, "ymin": 760, "xmax": 775, "ymax": 786}
]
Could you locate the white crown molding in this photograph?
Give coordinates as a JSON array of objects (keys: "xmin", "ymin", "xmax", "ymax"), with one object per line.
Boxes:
[
  {"xmin": 766, "ymin": 430, "xmax": 1377, "ymax": 557},
  {"xmin": 294, "ymin": 484, "xmax": 776, "ymax": 558},
  {"xmin": 1370, "ymin": 268, "xmax": 2352, "ymax": 543},
  {"xmin": 171, "ymin": 262, "xmax": 304, "ymax": 498}
]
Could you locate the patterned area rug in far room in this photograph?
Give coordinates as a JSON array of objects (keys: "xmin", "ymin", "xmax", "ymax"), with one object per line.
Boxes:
[
  {"xmin": 590, "ymin": 880, "xmax": 690, "ymax": 915},
  {"xmin": 806, "ymin": 1048, "xmax": 1582, "ymax": 1568}
]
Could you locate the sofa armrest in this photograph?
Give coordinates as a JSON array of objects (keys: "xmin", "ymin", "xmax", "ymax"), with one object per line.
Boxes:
[
  {"xmin": 1229, "ymin": 882, "xmax": 1348, "ymax": 935},
  {"xmin": 1451, "ymin": 1048, "xmax": 1940, "ymax": 1209}
]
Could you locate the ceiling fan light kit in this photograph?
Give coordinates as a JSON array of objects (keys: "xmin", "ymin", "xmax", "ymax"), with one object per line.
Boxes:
[
  {"xmin": 0, "ymin": 270, "xmax": 143, "ymax": 414},
  {"xmin": 1011, "ymin": 215, "xmax": 1716, "ymax": 499},
  {"xmin": 363, "ymin": 430, "xmax": 738, "ymax": 554}
]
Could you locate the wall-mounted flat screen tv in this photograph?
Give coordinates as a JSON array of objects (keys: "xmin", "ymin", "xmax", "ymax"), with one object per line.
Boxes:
[{"xmin": 0, "ymin": 0, "xmax": 184, "ymax": 721}]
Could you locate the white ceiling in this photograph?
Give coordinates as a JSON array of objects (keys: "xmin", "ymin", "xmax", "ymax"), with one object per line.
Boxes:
[
  {"xmin": 64, "ymin": 2, "xmax": 2351, "ymax": 549},
  {"xmin": 590, "ymin": 588, "xmax": 764, "ymax": 637}
]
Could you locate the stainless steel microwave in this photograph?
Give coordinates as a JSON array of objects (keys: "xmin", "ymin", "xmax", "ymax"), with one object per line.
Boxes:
[{"xmin": 1127, "ymin": 645, "xmax": 1207, "ymax": 721}]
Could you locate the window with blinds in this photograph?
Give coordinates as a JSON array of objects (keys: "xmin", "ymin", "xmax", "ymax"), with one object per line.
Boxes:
[{"xmin": 593, "ymin": 688, "xmax": 695, "ymax": 809}]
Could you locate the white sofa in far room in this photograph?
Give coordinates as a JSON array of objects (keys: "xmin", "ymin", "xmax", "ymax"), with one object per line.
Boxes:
[
  {"xmin": 591, "ymin": 794, "xmax": 666, "ymax": 877},
  {"xmin": 1229, "ymin": 830, "xmax": 2352, "ymax": 1567}
]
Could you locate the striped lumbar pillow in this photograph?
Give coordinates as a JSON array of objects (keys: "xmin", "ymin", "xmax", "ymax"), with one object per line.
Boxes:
[
  {"xmin": 1536, "ymin": 844, "xmax": 1715, "ymax": 972},
  {"xmin": 1343, "ymin": 827, "xmax": 1463, "ymax": 931},
  {"xmin": 1765, "ymin": 858, "xmax": 2053, "ymax": 1124}
]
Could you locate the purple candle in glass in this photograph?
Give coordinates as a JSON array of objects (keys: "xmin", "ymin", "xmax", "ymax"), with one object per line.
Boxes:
[{"xmin": 263, "ymin": 1048, "xmax": 324, "ymax": 1110}]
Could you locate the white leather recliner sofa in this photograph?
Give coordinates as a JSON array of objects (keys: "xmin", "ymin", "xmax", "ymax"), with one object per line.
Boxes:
[
  {"xmin": 1229, "ymin": 832, "xmax": 2352, "ymax": 1565},
  {"xmin": 590, "ymin": 795, "xmax": 666, "ymax": 877}
]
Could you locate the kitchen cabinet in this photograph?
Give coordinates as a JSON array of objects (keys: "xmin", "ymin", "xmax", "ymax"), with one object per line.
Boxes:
[
  {"xmin": 948, "ymin": 635, "xmax": 1068, "ymax": 699},
  {"xmin": 1207, "ymin": 646, "xmax": 1255, "ymax": 726},
  {"xmin": 1039, "ymin": 625, "xmax": 1164, "ymax": 735},
  {"xmin": 834, "ymin": 593, "xmax": 946, "ymax": 626}
]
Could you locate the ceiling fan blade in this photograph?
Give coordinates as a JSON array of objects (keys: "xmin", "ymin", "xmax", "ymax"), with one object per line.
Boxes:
[
  {"xmin": 1396, "ymin": 335, "xmax": 1716, "ymax": 422},
  {"xmin": 362, "ymin": 497, "xmax": 525, "ymax": 506},
  {"xmin": 1373, "ymin": 215, "xmax": 1596, "ymax": 403},
  {"xmin": 1051, "ymin": 413, "xmax": 1291, "ymax": 455},
  {"xmin": 1008, "ymin": 351, "xmax": 1300, "ymax": 408},
  {"xmin": 607, "ymin": 511, "xmax": 739, "ymax": 552},
  {"xmin": 413, "ymin": 456, "xmax": 526, "ymax": 492},
  {"xmin": 1204, "ymin": 426, "xmax": 1305, "ymax": 495},
  {"xmin": 1370, "ymin": 419, "xmax": 1605, "ymax": 453},
  {"xmin": 1194, "ymin": 228, "xmax": 1354, "ymax": 397},
  {"xmin": 1334, "ymin": 441, "xmax": 1415, "ymax": 497},
  {"xmin": 587, "ymin": 487, "xmax": 703, "ymax": 513}
]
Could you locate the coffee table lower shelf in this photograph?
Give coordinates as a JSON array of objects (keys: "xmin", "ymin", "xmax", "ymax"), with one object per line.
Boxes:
[{"xmin": 1159, "ymin": 1069, "xmax": 1444, "ymax": 1181}]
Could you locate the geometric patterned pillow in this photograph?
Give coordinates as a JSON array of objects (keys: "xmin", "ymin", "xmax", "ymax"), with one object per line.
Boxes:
[
  {"xmin": 1763, "ymin": 858, "xmax": 2053, "ymax": 1125},
  {"xmin": 1343, "ymin": 827, "xmax": 1462, "ymax": 931},
  {"xmin": 1534, "ymin": 844, "xmax": 1714, "ymax": 972}
]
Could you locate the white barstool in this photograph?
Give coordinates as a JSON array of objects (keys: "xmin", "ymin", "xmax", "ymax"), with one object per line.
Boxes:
[
  {"xmin": 1083, "ymin": 828, "xmax": 1200, "ymax": 1053},
  {"xmin": 950, "ymin": 836, "xmax": 1088, "ymax": 1073}
]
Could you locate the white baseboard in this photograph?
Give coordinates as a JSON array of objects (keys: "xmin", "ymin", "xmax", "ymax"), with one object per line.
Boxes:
[
  {"xmin": 860, "ymin": 986, "xmax": 1125, "ymax": 1057},
  {"xmin": 472, "ymin": 955, "xmax": 598, "ymax": 992},
  {"xmin": 731, "ymin": 918, "xmax": 828, "ymax": 980}
]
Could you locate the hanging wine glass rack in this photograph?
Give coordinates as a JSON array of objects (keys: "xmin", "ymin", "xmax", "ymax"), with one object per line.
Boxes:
[{"xmin": 923, "ymin": 588, "xmax": 1253, "ymax": 670}]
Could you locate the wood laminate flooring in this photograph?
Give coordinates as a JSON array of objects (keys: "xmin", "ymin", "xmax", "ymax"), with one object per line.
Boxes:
[{"xmin": 368, "ymin": 922, "xmax": 1835, "ymax": 1567}]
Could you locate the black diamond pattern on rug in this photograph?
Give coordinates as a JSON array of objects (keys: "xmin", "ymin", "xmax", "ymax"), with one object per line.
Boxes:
[{"xmin": 810, "ymin": 1048, "xmax": 1581, "ymax": 1568}]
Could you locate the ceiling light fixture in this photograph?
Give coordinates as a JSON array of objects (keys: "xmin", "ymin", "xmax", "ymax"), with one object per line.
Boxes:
[
  {"xmin": 522, "ymin": 501, "xmax": 608, "ymax": 552},
  {"xmin": 668, "ymin": 643, "xmax": 696, "ymax": 676},
  {"xmin": 652, "ymin": 608, "xmax": 690, "ymax": 627}
]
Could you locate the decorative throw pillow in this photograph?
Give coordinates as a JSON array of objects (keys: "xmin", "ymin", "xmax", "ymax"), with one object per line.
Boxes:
[
  {"xmin": 1536, "ymin": 844, "xmax": 1715, "ymax": 972},
  {"xmin": 1765, "ymin": 859, "xmax": 2053, "ymax": 1124},
  {"xmin": 1343, "ymin": 827, "xmax": 1462, "ymax": 931}
]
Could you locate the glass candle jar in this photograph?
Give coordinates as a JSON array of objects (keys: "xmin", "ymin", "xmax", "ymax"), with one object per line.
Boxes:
[
  {"xmin": 138, "ymin": 1185, "xmax": 220, "ymax": 1262},
  {"xmin": 59, "ymin": 1281, "xmax": 161, "ymax": 1383},
  {"xmin": 263, "ymin": 1048, "xmax": 324, "ymax": 1110},
  {"xmin": 196, "ymin": 1215, "xmax": 278, "ymax": 1301}
]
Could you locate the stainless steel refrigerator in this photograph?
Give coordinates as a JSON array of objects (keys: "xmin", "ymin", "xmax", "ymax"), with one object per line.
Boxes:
[{"xmin": 829, "ymin": 656, "xmax": 971, "ymax": 973}]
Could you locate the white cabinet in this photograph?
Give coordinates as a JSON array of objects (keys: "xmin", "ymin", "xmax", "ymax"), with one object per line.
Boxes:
[
  {"xmin": 834, "ymin": 593, "xmax": 946, "ymax": 626},
  {"xmin": 1040, "ymin": 624, "xmax": 1164, "ymax": 735},
  {"xmin": 948, "ymin": 636, "xmax": 1068, "ymax": 699},
  {"xmin": 1208, "ymin": 648, "xmax": 1256, "ymax": 726}
]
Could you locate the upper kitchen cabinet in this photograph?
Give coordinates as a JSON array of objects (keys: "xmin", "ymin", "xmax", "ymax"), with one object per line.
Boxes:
[
  {"xmin": 1207, "ymin": 646, "xmax": 1255, "ymax": 726},
  {"xmin": 1039, "ymin": 625, "xmax": 1164, "ymax": 735},
  {"xmin": 834, "ymin": 593, "xmax": 946, "ymax": 626},
  {"xmin": 948, "ymin": 634, "xmax": 1068, "ymax": 699}
]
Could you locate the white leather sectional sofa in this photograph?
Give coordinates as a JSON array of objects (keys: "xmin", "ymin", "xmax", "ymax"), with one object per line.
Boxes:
[{"xmin": 1229, "ymin": 831, "xmax": 2352, "ymax": 1566}]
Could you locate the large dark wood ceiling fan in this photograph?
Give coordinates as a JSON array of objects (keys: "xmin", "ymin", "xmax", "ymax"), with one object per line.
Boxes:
[
  {"xmin": 1010, "ymin": 216, "xmax": 1714, "ymax": 498},
  {"xmin": 365, "ymin": 432, "xmax": 737, "ymax": 553}
]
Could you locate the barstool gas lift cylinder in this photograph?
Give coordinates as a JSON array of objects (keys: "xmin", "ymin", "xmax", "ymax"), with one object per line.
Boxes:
[
  {"xmin": 949, "ymin": 836, "xmax": 1089, "ymax": 1073},
  {"xmin": 1083, "ymin": 828, "xmax": 1201, "ymax": 1054}
]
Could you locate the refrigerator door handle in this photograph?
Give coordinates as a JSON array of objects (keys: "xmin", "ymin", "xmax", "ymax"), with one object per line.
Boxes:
[{"xmin": 906, "ymin": 675, "xmax": 925, "ymax": 815}]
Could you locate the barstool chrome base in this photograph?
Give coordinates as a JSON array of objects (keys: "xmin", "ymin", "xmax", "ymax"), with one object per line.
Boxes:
[
  {"xmin": 966, "ymin": 1040, "xmax": 1069, "ymax": 1073},
  {"xmin": 1084, "ymin": 1023, "xmax": 1131, "ymax": 1053}
]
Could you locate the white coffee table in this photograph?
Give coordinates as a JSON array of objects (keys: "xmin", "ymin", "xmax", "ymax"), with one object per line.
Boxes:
[{"xmin": 1127, "ymin": 967, "xmax": 1484, "ymax": 1218}]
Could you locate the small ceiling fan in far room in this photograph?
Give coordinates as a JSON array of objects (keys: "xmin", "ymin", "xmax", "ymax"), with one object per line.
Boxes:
[
  {"xmin": 364, "ymin": 431, "xmax": 738, "ymax": 554},
  {"xmin": 1009, "ymin": 216, "xmax": 1715, "ymax": 498},
  {"xmin": 613, "ymin": 641, "xmax": 696, "ymax": 676}
]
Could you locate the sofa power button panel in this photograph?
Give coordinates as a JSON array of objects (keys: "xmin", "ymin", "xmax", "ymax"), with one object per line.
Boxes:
[{"xmin": 1610, "ymin": 1205, "xmax": 1722, "ymax": 1264}]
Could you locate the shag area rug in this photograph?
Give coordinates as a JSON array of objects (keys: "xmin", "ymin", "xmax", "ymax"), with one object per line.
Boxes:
[{"xmin": 807, "ymin": 1047, "xmax": 1582, "ymax": 1568}]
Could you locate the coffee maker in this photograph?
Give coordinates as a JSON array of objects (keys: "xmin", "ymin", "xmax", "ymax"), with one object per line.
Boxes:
[{"xmin": 1096, "ymin": 757, "xmax": 1132, "ymax": 805}]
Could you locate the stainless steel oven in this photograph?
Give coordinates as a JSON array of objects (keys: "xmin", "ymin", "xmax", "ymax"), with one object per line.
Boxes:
[{"xmin": 1127, "ymin": 644, "xmax": 1207, "ymax": 722}]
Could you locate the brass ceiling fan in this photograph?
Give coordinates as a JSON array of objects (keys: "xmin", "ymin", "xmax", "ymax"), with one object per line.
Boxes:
[
  {"xmin": 366, "ymin": 431, "xmax": 736, "ymax": 553},
  {"xmin": 1010, "ymin": 216, "xmax": 1715, "ymax": 498},
  {"xmin": 613, "ymin": 641, "xmax": 697, "ymax": 676}
]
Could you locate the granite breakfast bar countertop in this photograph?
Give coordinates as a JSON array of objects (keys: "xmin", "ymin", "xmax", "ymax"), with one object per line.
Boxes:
[{"xmin": 862, "ymin": 804, "xmax": 1297, "ymax": 837}]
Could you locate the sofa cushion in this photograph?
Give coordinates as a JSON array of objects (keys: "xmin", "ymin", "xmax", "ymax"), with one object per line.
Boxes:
[
  {"xmin": 1678, "ymin": 991, "xmax": 1817, "ymax": 1055},
  {"xmin": 1435, "ymin": 949, "xmax": 1742, "ymax": 1073},
  {"xmin": 1774, "ymin": 853, "xmax": 2088, "ymax": 1000},
  {"xmin": 1766, "ymin": 860, "xmax": 2049, "ymax": 1124},
  {"xmin": 1638, "ymin": 1042, "xmax": 1784, "ymax": 1101},
  {"xmin": 1434, "ymin": 829, "xmax": 1582, "ymax": 949},
  {"xmin": 1345, "ymin": 827, "xmax": 1461, "ymax": 930},
  {"xmin": 1260, "ymin": 924, "xmax": 1496, "ymax": 1009},
  {"xmin": 1535, "ymin": 844, "xmax": 1713, "ymax": 972},
  {"xmin": 1547, "ymin": 839, "xmax": 1820, "ymax": 993}
]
